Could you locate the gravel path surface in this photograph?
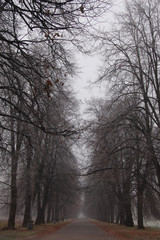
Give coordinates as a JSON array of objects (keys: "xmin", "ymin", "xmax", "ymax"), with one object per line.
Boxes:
[{"xmin": 32, "ymin": 219, "xmax": 119, "ymax": 240}]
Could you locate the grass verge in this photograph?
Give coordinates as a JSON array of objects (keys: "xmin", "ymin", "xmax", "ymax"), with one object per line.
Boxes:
[
  {"xmin": 0, "ymin": 219, "xmax": 72, "ymax": 240},
  {"xmin": 90, "ymin": 219, "xmax": 160, "ymax": 240}
]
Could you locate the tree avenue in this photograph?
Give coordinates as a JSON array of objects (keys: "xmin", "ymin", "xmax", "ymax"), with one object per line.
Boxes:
[
  {"xmin": 1, "ymin": 0, "xmax": 160, "ymax": 234},
  {"xmin": 0, "ymin": 0, "xmax": 111, "ymax": 230},
  {"xmin": 83, "ymin": 0, "xmax": 160, "ymax": 230}
]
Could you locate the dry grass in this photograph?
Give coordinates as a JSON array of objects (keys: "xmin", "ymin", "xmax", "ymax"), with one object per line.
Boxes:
[
  {"xmin": 0, "ymin": 219, "xmax": 72, "ymax": 240},
  {"xmin": 0, "ymin": 220, "xmax": 8, "ymax": 230},
  {"xmin": 91, "ymin": 219, "xmax": 160, "ymax": 240}
]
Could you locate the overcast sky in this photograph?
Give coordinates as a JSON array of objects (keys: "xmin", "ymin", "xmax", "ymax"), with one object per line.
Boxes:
[
  {"xmin": 72, "ymin": 1, "xmax": 125, "ymax": 167},
  {"xmin": 73, "ymin": 0, "xmax": 124, "ymax": 117}
]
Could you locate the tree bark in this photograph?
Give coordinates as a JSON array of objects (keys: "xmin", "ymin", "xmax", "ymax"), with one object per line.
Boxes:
[
  {"xmin": 35, "ymin": 188, "xmax": 41, "ymax": 225},
  {"xmin": 46, "ymin": 189, "xmax": 53, "ymax": 223},
  {"xmin": 8, "ymin": 111, "xmax": 22, "ymax": 229},
  {"xmin": 119, "ymin": 202, "xmax": 125, "ymax": 225},
  {"xmin": 22, "ymin": 145, "xmax": 32, "ymax": 227},
  {"xmin": 137, "ymin": 189, "xmax": 145, "ymax": 229},
  {"xmin": 116, "ymin": 211, "xmax": 120, "ymax": 224},
  {"xmin": 55, "ymin": 193, "xmax": 60, "ymax": 222},
  {"xmin": 124, "ymin": 200, "xmax": 134, "ymax": 227},
  {"xmin": 8, "ymin": 154, "xmax": 18, "ymax": 229}
]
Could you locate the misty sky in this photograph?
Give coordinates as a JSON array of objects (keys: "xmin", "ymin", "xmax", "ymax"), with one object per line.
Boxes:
[{"xmin": 73, "ymin": 0, "xmax": 124, "ymax": 116}]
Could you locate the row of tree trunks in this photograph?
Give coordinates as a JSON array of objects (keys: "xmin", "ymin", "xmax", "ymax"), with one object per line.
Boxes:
[{"xmin": 8, "ymin": 107, "xmax": 23, "ymax": 229}]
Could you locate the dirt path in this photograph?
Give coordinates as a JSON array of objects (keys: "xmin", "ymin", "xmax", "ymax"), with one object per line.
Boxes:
[{"xmin": 31, "ymin": 219, "xmax": 119, "ymax": 240}]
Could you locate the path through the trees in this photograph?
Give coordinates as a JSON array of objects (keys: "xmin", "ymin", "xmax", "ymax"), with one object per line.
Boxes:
[{"xmin": 32, "ymin": 219, "xmax": 119, "ymax": 240}]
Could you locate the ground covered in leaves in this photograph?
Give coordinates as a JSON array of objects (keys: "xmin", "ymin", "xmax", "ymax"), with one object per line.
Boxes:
[
  {"xmin": 91, "ymin": 219, "xmax": 160, "ymax": 240},
  {"xmin": 0, "ymin": 220, "xmax": 71, "ymax": 240}
]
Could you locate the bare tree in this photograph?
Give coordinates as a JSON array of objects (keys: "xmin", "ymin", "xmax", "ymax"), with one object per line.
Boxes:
[
  {"xmin": 0, "ymin": 0, "xmax": 111, "ymax": 230},
  {"xmin": 84, "ymin": 94, "xmax": 160, "ymax": 228},
  {"xmin": 99, "ymin": 0, "xmax": 160, "ymax": 187}
]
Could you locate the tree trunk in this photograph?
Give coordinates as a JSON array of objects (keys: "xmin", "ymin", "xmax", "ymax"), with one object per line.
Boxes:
[
  {"xmin": 116, "ymin": 211, "xmax": 120, "ymax": 224},
  {"xmin": 46, "ymin": 199, "xmax": 51, "ymax": 223},
  {"xmin": 118, "ymin": 199, "xmax": 125, "ymax": 225},
  {"xmin": 22, "ymin": 145, "xmax": 32, "ymax": 227},
  {"xmin": 35, "ymin": 181, "xmax": 50, "ymax": 225},
  {"xmin": 8, "ymin": 155, "xmax": 18, "ymax": 229},
  {"xmin": 51, "ymin": 193, "xmax": 56, "ymax": 222},
  {"xmin": 22, "ymin": 193, "xmax": 31, "ymax": 227},
  {"xmin": 35, "ymin": 207, "xmax": 45, "ymax": 225},
  {"xmin": 35, "ymin": 186, "xmax": 45, "ymax": 225},
  {"xmin": 47, "ymin": 204, "xmax": 51, "ymax": 223},
  {"xmin": 147, "ymin": 136, "xmax": 160, "ymax": 186},
  {"xmin": 35, "ymin": 189, "xmax": 42, "ymax": 225},
  {"xmin": 137, "ymin": 189, "xmax": 145, "ymax": 229},
  {"xmin": 124, "ymin": 200, "xmax": 134, "ymax": 227},
  {"xmin": 46, "ymin": 190, "xmax": 53, "ymax": 223},
  {"xmin": 61, "ymin": 208, "xmax": 64, "ymax": 221},
  {"xmin": 55, "ymin": 193, "xmax": 60, "ymax": 222},
  {"xmin": 119, "ymin": 206, "xmax": 125, "ymax": 225},
  {"xmin": 22, "ymin": 170, "xmax": 31, "ymax": 227},
  {"xmin": 110, "ymin": 197, "xmax": 115, "ymax": 223},
  {"xmin": 8, "ymin": 115, "xmax": 18, "ymax": 229}
]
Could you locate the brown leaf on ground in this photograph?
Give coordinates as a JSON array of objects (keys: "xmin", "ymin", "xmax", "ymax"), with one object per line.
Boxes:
[{"xmin": 90, "ymin": 219, "xmax": 160, "ymax": 240}]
